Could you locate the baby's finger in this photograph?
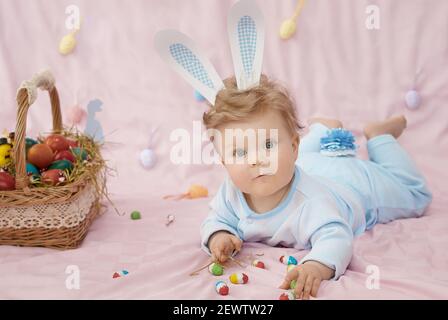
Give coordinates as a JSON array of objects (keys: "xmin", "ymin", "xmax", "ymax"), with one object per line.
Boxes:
[
  {"xmin": 294, "ymin": 269, "xmax": 307, "ymax": 298},
  {"xmin": 279, "ymin": 268, "xmax": 298, "ymax": 289},
  {"xmin": 230, "ymin": 236, "xmax": 242, "ymax": 252},
  {"xmin": 302, "ymin": 276, "xmax": 314, "ymax": 300},
  {"xmin": 311, "ymin": 279, "xmax": 321, "ymax": 298}
]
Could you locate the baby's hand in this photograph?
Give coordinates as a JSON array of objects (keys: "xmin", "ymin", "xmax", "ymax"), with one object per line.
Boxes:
[
  {"xmin": 208, "ymin": 231, "xmax": 242, "ymax": 264},
  {"xmin": 279, "ymin": 260, "xmax": 335, "ymax": 300}
]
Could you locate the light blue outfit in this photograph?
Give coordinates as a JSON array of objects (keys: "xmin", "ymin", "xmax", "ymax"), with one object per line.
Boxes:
[{"xmin": 200, "ymin": 123, "xmax": 432, "ymax": 279}]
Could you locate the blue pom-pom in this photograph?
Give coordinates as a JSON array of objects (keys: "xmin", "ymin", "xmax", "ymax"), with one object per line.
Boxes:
[{"xmin": 320, "ymin": 128, "xmax": 357, "ymax": 157}]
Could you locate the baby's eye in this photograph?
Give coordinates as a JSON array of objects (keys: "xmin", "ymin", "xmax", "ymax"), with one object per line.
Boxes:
[
  {"xmin": 233, "ymin": 148, "xmax": 247, "ymax": 157},
  {"xmin": 265, "ymin": 139, "xmax": 276, "ymax": 150}
]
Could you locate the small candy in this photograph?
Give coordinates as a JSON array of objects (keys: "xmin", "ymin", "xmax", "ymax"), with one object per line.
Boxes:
[
  {"xmin": 286, "ymin": 264, "xmax": 296, "ymax": 273},
  {"xmin": 112, "ymin": 272, "xmax": 120, "ymax": 279},
  {"xmin": 215, "ymin": 281, "xmax": 229, "ymax": 296},
  {"xmin": 140, "ymin": 149, "xmax": 157, "ymax": 169},
  {"xmin": 279, "ymin": 291, "xmax": 296, "ymax": 300},
  {"xmin": 252, "ymin": 260, "xmax": 265, "ymax": 269},
  {"xmin": 209, "ymin": 263, "xmax": 224, "ymax": 276},
  {"xmin": 229, "ymin": 273, "xmax": 248, "ymax": 284},
  {"xmin": 279, "ymin": 255, "xmax": 298, "ymax": 265},
  {"xmin": 290, "ymin": 279, "xmax": 297, "ymax": 290},
  {"xmin": 121, "ymin": 270, "xmax": 129, "ymax": 276},
  {"xmin": 405, "ymin": 90, "xmax": 421, "ymax": 110},
  {"xmin": 130, "ymin": 211, "xmax": 141, "ymax": 220}
]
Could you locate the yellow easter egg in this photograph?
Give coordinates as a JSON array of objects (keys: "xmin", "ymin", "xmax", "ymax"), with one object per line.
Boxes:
[
  {"xmin": 188, "ymin": 184, "xmax": 208, "ymax": 199},
  {"xmin": 59, "ymin": 33, "xmax": 77, "ymax": 55},
  {"xmin": 279, "ymin": 19, "xmax": 297, "ymax": 40}
]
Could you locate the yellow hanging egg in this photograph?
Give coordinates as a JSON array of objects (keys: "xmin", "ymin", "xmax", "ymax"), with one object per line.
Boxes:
[
  {"xmin": 188, "ymin": 184, "xmax": 208, "ymax": 199},
  {"xmin": 59, "ymin": 32, "xmax": 77, "ymax": 55},
  {"xmin": 279, "ymin": 19, "xmax": 297, "ymax": 40}
]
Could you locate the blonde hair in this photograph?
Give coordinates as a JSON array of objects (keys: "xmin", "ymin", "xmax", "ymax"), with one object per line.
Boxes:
[{"xmin": 203, "ymin": 75, "xmax": 304, "ymax": 138}]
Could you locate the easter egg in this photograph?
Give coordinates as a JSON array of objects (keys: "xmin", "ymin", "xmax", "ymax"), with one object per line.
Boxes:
[
  {"xmin": 27, "ymin": 144, "xmax": 54, "ymax": 169},
  {"xmin": 139, "ymin": 149, "xmax": 157, "ymax": 169},
  {"xmin": 215, "ymin": 281, "xmax": 229, "ymax": 296},
  {"xmin": 48, "ymin": 160, "xmax": 74, "ymax": 172},
  {"xmin": 0, "ymin": 172, "xmax": 15, "ymax": 191},
  {"xmin": 229, "ymin": 273, "xmax": 248, "ymax": 284},
  {"xmin": 45, "ymin": 134, "xmax": 69, "ymax": 152},
  {"xmin": 286, "ymin": 264, "xmax": 296, "ymax": 273},
  {"xmin": 54, "ymin": 150, "xmax": 76, "ymax": 163},
  {"xmin": 405, "ymin": 90, "xmax": 421, "ymax": 110},
  {"xmin": 41, "ymin": 169, "xmax": 65, "ymax": 186},
  {"xmin": 130, "ymin": 211, "xmax": 141, "ymax": 220},
  {"xmin": 290, "ymin": 279, "xmax": 297, "ymax": 290},
  {"xmin": 279, "ymin": 19, "xmax": 297, "ymax": 40},
  {"xmin": 25, "ymin": 138, "xmax": 38, "ymax": 151},
  {"xmin": 26, "ymin": 163, "xmax": 40, "ymax": 177},
  {"xmin": 71, "ymin": 147, "xmax": 88, "ymax": 161},
  {"xmin": 279, "ymin": 291, "xmax": 296, "ymax": 300},
  {"xmin": 252, "ymin": 260, "xmax": 265, "ymax": 269},
  {"xmin": 208, "ymin": 263, "xmax": 224, "ymax": 276},
  {"xmin": 67, "ymin": 139, "xmax": 79, "ymax": 148},
  {"xmin": 279, "ymin": 255, "xmax": 298, "ymax": 266}
]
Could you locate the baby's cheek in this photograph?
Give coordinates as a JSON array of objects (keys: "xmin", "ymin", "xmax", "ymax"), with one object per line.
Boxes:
[{"xmin": 226, "ymin": 165, "xmax": 251, "ymax": 191}]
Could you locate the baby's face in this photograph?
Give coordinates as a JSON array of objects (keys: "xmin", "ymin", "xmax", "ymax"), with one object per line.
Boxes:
[{"xmin": 213, "ymin": 109, "xmax": 299, "ymax": 198}]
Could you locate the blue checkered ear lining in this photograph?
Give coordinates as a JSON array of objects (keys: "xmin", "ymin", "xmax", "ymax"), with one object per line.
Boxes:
[
  {"xmin": 169, "ymin": 43, "xmax": 215, "ymax": 89},
  {"xmin": 237, "ymin": 15, "xmax": 257, "ymax": 76}
]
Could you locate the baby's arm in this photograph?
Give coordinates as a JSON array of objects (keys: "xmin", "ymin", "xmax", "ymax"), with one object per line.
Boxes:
[
  {"xmin": 200, "ymin": 182, "xmax": 243, "ymax": 262},
  {"xmin": 282, "ymin": 197, "xmax": 354, "ymax": 299}
]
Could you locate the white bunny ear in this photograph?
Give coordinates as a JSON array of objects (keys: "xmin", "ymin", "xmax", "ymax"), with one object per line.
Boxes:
[
  {"xmin": 154, "ymin": 30, "xmax": 224, "ymax": 105},
  {"xmin": 228, "ymin": 0, "xmax": 265, "ymax": 90}
]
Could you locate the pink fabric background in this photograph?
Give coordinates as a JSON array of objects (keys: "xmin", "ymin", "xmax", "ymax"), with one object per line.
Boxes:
[{"xmin": 0, "ymin": 0, "xmax": 447, "ymax": 299}]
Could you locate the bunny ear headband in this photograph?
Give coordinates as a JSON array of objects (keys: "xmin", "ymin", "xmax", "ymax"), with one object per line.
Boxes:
[{"xmin": 154, "ymin": 0, "xmax": 265, "ymax": 105}]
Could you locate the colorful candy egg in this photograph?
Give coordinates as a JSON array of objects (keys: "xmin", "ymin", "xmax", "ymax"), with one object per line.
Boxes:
[
  {"xmin": 252, "ymin": 260, "xmax": 265, "ymax": 269},
  {"xmin": 208, "ymin": 263, "xmax": 224, "ymax": 276},
  {"xmin": 27, "ymin": 144, "xmax": 54, "ymax": 169},
  {"xmin": 45, "ymin": 134, "xmax": 69, "ymax": 152},
  {"xmin": 48, "ymin": 159, "xmax": 74, "ymax": 172},
  {"xmin": 215, "ymin": 281, "xmax": 229, "ymax": 296},
  {"xmin": 71, "ymin": 147, "xmax": 88, "ymax": 161},
  {"xmin": 279, "ymin": 291, "xmax": 296, "ymax": 300},
  {"xmin": 54, "ymin": 150, "xmax": 76, "ymax": 163},
  {"xmin": 286, "ymin": 264, "xmax": 296, "ymax": 273},
  {"xmin": 229, "ymin": 273, "xmax": 248, "ymax": 284},
  {"xmin": 41, "ymin": 169, "xmax": 65, "ymax": 186},
  {"xmin": 290, "ymin": 279, "xmax": 297, "ymax": 289},
  {"xmin": 279, "ymin": 255, "xmax": 298, "ymax": 265},
  {"xmin": 0, "ymin": 172, "xmax": 15, "ymax": 191}
]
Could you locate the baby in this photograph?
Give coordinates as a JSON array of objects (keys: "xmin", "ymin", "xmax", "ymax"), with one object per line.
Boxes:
[{"xmin": 200, "ymin": 75, "xmax": 432, "ymax": 299}]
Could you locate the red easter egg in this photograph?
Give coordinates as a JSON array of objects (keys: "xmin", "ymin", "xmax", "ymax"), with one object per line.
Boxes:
[
  {"xmin": 45, "ymin": 134, "xmax": 69, "ymax": 152},
  {"xmin": 41, "ymin": 169, "xmax": 64, "ymax": 186},
  {"xmin": 0, "ymin": 172, "xmax": 15, "ymax": 191},
  {"xmin": 67, "ymin": 139, "xmax": 79, "ymax": 148},
  {"xmin": 27, "ymin": 144, "xmax": 54, "ymax": 169},
  {"xmin": 54, "ymin": 150, "xmax": 76, "ymax": 163}
]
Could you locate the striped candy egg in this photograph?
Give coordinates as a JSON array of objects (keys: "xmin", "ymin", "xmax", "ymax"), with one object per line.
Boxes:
[
  {"xmin": 229, "ymin": 273, "xmax": 249, "ymax": 284},
  {"xmin": 279, "ymin": 291, "xmax": 296, "ymax": 300},
  {"xmin": 208, "ymin": 263, "xmax": 224, "ymax": 276},
  {"xmin": 215, "ymin": 281, "xmax": 229, "ymax": 296},
  {"xmin": 279, "ymin": 255, "xmax": 298, "ymax": 265},
  {"xmin": 252, "ymin": 260, "xmax": 265, "ymax": 269}
]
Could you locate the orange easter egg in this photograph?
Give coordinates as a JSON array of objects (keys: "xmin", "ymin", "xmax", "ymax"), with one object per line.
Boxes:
[{"xmin": 27, "ymin": 144, "xmax": 54, "ymax": 169}]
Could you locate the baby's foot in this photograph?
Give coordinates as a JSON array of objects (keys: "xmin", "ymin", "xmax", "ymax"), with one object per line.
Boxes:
[
  {"xmin": 363, "ymin": 115, "xmax": 407, "ymax": 140},
  {"xmin": 308, "ymin": 117, "xmax": 343, "ymax": 129}
]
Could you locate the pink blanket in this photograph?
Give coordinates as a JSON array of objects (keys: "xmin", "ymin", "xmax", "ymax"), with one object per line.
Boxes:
[{"xmin": 0, "ymin": 0, "xmax": 447, "ymax": 299}]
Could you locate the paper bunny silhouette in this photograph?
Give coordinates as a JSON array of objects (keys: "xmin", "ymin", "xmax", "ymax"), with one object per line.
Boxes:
[{"xmin": 154, "ymin": 0, "xmax": 265, "ymax": 105}]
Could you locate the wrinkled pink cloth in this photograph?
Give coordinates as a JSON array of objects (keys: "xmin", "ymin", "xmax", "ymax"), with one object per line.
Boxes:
[{"xmin": 0, "ymin": 0, "xmax": 447, "ymax": 299}]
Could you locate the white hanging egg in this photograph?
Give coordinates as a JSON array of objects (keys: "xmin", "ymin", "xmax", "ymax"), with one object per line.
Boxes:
[
  {"xmin": 405, "ymin": 90, "xmax": 421, "ymax": 110},
  {"xmin": 140, "ymin": 149, "xmax": 157, "ymax": 169}
]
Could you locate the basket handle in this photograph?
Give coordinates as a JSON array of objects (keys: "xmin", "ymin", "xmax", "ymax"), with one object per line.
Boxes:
[{"xmin": 14, "ymin": 70, "xmax": 63, "ymax": 190}]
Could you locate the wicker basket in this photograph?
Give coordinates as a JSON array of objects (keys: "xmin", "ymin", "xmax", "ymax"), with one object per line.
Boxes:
[{"xmin": 0, "ymin": 70, "xmax": 106, "ymax": 249}]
